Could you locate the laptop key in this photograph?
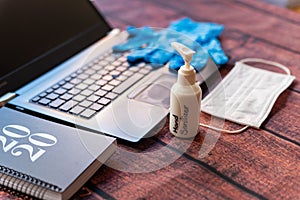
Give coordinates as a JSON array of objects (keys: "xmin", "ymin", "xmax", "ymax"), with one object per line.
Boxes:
[
  {"xmin": 139, "ymin": 68, "xmax": 151, "ymax": 75},
  {"xmin": 113, "ymin": 73, "xmax": 144, "ymax": 94},
  {"xmin": 31, "ymin": 96, "xmax": 40, "ymax": 102},
  {"xmin": 54, "ymin": 88, "xmax": 67, "ymax": 95},
  {"xmin": 83, "ymin": 78, "xmax": 95, "ymax": 85},
  {"xmin": 116, "ymin": 75, "xmax": 127, "ymax": 82},
  {"xmin": 70, "ymin": 78, "xmax": 81, "ymax": 85},
  {"xmin": 123, "ymin": 71, "xmax": 133, "ymax": 77},
  {"xmin": 79, "ymin": 100, "xmax": 93, "ymax": 108},
  {"xmin": 90, "ymin": 103, "xmax": 103, "ymax": 111},
  {"xmin": 38, "ymin": 98, "xmax": 51, "ymax": 105},
  {"xmin": 62, "ymin": 82, "xmax": 74, "ymax": 90},
  {"xmin": 59, "ymin": 100, "xmax": 77, "ymax": 111},
  {"xmin": 90, "ymin": 74, "xmax": 102, "ymax": 80},
  {"xmin": 77, "ymin": 73, "xmax": 89, "ymax": 80},
  {"xmin": 70, "ymin": 105, "xmax": 85, "ymax": 115},
  {"xmin": 109, "ymin": 79, "xmax": 121, "ymax": 87},
  {"xmin": 64, "ymin": 76, "xmax": 72, "ymax": 82},
  {"xmin": 105, "ymin": 92, "xmax": 118, "ymax": 100},
  {"xmin": 84, "ymin": 69, "xmax": 96, "ymax": 75},
  {"xmin": 112, "ymin": 60, "xmax": 121, "ymax": 66},
  {"xmin": 117, "ymin": 56, "xmax": 127, "ymax": 63},
  {"xmin": 39, "ymin": 92, "xmax": 47, "ymax": 97},
  {"xmin": 98, "ymin": 60, "xmax": 109, "ymax": 66},
  {"xmin": 95, "ymin": 80, "xmax": 107, "ymax": 86},
  {"xmin": 49, "ymin": 99, "xmax": 65, "ymax": 108},
  {"xmin": 110, "ymin": 70, "xmax": 121, "ymax": 77},
  {"xmin": 98, "ymin": 97, "xmax": 110, "ymax": 105},
  {"xmin": 60, "ymin": 93, "xmax": 73, "ymax": 101},
  {"xmin": 103, "ymin": 75, "xmax": 113, "ymax": 81},
  {"xmin": 91, "ymin": 64, "xmax": 103, "ymax": 71},
  {"xmin": 80, "ymin": 109, "xmax": 96, "ymax": 119},
  {"xmin": 59, "ymin": 80, "xmax": 66, "ymax": 85},
  {"xmin": 122, "ymin": 62, "xmax": 130, "ymax": 68},
  {"xmin": 76, "ymin": 83, "xmax": 88, "ymax": 90},
  {"xmin": 52, "ymin": 84, "xmax": 60, "ymax": 89},
  {"xmin": 87, "ymin": 94, "xmax": 100, "ymax": 102},
  {"xmin": 73, "ymin": 94, "xmax": 86, "ymax": 102},
  {"xmin": 88, "ymin": 84, "xmax": 101, "ymax": 91},
  {"xmin": 68, "ymin": 88, "xmax": 81, "ymax": 95},
  {"xmin": 116, "ymin": 66, "xmax": 127, "ymax": 72},
  {"xmin": 102, "ymin": 84, "xmax": 114, "ymax": 92},
  {"xmin": 129, "ymin": 66, "xmax": 139, "ymax": 72},
  {"xmin": 81, "ymin": 89, "xmax": 93, "ymax": 97},
  {"xmin": 46, "ymin": 88, "xmax": 54, "ymax": 93},
  {"xmin": 70, "ymin": 73, "xmax": 77, "ymax": 78},
  {"xmin": 95, "ymin": 89, "xmax": 107, "ymax": 97},
  {"xmin": 46, "ymin": 93, "xmax": 59, "ymax": 100}
]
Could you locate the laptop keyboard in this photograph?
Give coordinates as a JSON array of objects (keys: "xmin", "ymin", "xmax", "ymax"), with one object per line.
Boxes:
[{"xmin": 30, "ymin": 50, "xmax": 153, "ymax": 119}]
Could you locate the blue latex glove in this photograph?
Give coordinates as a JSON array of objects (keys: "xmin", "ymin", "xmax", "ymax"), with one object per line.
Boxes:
[
  {"xmin": 113, "ymin": 18, "xmax": 228, "ymax": 71},
  {"xmin": 168, "ymin": 17, "xmax": 224, "ymax": 43},
  {"xmin": 202, "ymin": 38, "xmax": 228, "ymax": 65},
  {"xmin": 114, "ymin": 27, "xmax": 209, "ymax": 71}
]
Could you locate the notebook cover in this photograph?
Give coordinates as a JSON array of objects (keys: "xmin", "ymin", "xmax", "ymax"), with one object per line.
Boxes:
[{"xmin": 0, "ymin": 106, "xmax": 116, "ymax": 192}]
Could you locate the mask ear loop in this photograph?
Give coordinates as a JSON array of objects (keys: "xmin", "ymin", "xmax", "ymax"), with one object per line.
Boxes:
[
  {"xmin": 199, "ymin": 122, "xmax": 249, "ymax": 134},
  {"xmin": 199, "ymin": 58, "xmax": 291, "ymax": 134},
  {"xmin": 239, "ymin": 58, "xmax": 291, "ymax": 75}
]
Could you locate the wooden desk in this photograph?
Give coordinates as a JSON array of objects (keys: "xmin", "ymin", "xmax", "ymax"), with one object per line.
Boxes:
[{"xmin": 1, "ymin": 0, "xmax": 299, "ymax": 199}]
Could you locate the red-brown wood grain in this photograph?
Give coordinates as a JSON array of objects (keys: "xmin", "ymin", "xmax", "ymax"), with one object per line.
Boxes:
[
  {"xmin": 2, "ymin": 0, "xmax": 300, "ymax": 199},
  {"xmin": 89, "ymin": 0, "xmax": 300, "ymax": 199}
]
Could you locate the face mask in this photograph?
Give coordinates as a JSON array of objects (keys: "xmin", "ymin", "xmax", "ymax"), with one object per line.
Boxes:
[{"xmin": 201, "ymin": 58, "xmax": 295, "ymax": 133}]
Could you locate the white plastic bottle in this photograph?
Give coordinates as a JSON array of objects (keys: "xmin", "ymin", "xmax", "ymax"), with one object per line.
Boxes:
[{"xmin": 169, "ymin": 42, "xmax": 202, "ymax": 138}]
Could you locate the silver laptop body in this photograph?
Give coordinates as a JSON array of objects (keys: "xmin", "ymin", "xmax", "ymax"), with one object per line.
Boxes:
[{"xmin": 2, "ymin": 1, "xmax": 218, "ymax": 142}]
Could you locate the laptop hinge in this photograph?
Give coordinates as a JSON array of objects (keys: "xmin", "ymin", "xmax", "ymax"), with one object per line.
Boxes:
[
  {"xmin": 108, "ymin": 28, "xmax": 120, "ymax": 36},
  {"xmin": 0, "ymin": 92, "xmax": 17, "ymax": 107}
]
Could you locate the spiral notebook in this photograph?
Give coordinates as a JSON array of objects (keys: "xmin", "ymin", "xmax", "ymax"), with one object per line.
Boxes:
[{"xmin": 0, "ymin": 107, "xmax": 116, "ymax": 200}]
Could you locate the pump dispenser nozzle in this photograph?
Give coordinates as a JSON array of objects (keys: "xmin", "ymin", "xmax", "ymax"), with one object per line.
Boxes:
[
  {"xmin": 171, "ymin": 42, "xmax": 197, "ymax": 86},
  {"xmin": 171, "ymin": 42, "xmax": 195, "ymax": 70}
]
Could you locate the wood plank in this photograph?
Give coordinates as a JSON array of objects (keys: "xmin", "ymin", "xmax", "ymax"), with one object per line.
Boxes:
[
  {"xmin": 155, "ymin": 113, "xmax": 300, "ymax": 200},
  {"xmin": 237, "ymin": 0, "xmax": 300, "ymax": 23},
  {"xmin": 265, "ymin": 90, "xmax": 300, "ymax": 145},
  {"xmin": 94, "ymin": 0, "xmax": 181, "ymax": 28},
  {"xmin": 88, "ymin": 141, "xmax": 258, "ymax": 200},
  {"xmin": 147, "ymin": 0, "xmax": 300, "ymax": 54},
  {"xmin": 0, "ymin": 185, "xmax": 31, "ymax": 200},
  {"xmin": 73, "ymin": 186, "xmax": 106, "ymax": 200}
]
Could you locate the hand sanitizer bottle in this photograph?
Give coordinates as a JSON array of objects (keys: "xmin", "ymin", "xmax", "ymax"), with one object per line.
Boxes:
[{"xmin": 169, "ymin": 42, "xmax": 202, "ymax": 138}]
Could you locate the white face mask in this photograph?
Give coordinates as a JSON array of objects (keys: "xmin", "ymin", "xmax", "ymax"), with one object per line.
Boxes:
[{"xmin": 201, "ymin": 58, "xmax": 295, "ymax": 132}]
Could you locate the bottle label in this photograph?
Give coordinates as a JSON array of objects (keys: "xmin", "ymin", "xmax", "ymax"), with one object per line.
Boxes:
[
  {"xmin": 171, "ymin": 114, "xmax": 179, "ymax": 134},
  {"xmin": 180, "ymin": 105, "xmax": 189, "ymax": 135}
]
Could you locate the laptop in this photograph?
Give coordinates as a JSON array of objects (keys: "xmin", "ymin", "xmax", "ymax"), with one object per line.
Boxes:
[{"xmin": 0, "ymin": 0, "xmax": 219, "ymax": 142}]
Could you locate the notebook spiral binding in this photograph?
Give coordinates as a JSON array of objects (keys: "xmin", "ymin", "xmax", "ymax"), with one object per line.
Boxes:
[{"xmin": 0, "ymin": 165, "xmax": 62, "ymax": 198}]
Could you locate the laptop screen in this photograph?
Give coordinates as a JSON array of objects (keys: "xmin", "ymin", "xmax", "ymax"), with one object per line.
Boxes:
[{"xmin": 0, "ymin": 0, "xmax": 112, "ymax": 97}]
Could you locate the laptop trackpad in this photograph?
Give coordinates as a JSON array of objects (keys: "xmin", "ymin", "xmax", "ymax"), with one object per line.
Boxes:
[{"xmin": 128, "ymin": 74, "xmax": 177, "ymax": 109}]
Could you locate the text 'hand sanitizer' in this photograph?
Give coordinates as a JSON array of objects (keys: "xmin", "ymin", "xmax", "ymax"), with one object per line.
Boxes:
[{"xmin": 169, "ymin": 42, "xmax": 202, "ymax": 138}]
